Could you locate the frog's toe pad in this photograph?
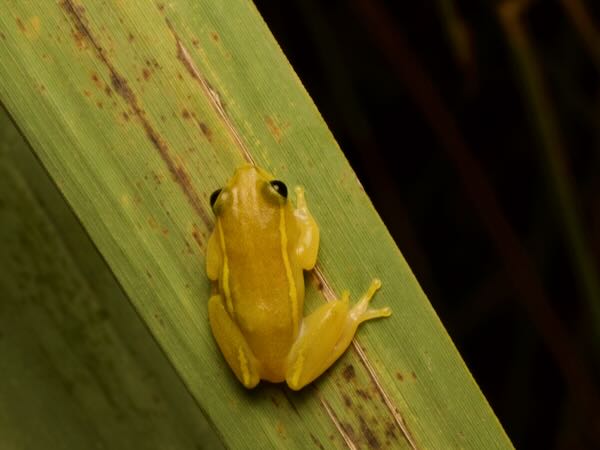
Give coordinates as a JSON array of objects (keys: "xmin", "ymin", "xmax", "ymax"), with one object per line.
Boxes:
[{"xmin": 360, "ymin": 306, "xmax": 392, "ymax": 322}]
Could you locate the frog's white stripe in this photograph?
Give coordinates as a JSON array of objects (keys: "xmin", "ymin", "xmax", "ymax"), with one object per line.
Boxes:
[
  {"xmin": 217, "ymin": 219, "xmax": 234, "ymax": 316},
  {"xmin": 279, "ymin": 205, "xmax": 298, "ymax": 335}
]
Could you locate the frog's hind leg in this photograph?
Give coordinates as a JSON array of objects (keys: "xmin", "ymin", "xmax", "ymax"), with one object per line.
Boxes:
[
  {"xmin": 285, "ymin": 279, "xmax": 391, "ymax": 390},
  {"xmin": 208, "ymin": 295, "xmax": 261, "ymax": 388}
]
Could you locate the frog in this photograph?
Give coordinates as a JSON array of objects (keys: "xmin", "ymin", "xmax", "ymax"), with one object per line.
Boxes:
[{"xmin": 206, "ymin": 165, "xmax": 391, "ymax": 390}]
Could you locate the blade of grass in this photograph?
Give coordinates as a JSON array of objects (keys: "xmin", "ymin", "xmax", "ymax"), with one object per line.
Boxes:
[
  {"xmin": 0, "ymin": 1, "xmax": 512, "ymax": 448},
  {"xmin": 0, "ymin": 108, "xmax": 221, "ymax": 450}
]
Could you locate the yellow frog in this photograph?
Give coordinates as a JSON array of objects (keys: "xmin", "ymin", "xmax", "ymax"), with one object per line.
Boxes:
[{"xmin": 206, "ymin": 165, "xmax": 391, "ymax": 390}]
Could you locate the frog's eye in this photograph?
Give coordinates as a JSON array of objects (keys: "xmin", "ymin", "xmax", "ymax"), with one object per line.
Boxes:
[
  {"xmin": 269, "ymin": 180, "xmax": 288, "ymax": 199},
  {"xmin": 209, "ymin": 188, "xmax": 222, "ymax": 210}
]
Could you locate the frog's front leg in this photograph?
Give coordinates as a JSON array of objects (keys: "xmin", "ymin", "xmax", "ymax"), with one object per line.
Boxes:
[
  {"xmin": 285, "ymin": 279, "xmax": 391, "ymax": 390},
  {"xmin": 208, "ymin": 295, "xmax": 261, "ymax": 388},
  {"xmin": 293, "ymin": 186, "xmax": 319, "ymax": 270}
]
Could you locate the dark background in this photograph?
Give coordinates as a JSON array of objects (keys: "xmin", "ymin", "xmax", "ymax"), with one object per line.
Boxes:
[{"xmin": 253, "ymin": 1, "xmax": 600, "ymax": 448}]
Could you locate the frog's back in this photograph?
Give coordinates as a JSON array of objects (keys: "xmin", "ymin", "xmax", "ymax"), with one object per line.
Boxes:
[{"xmin": 218, "ymin": 192, "xmax": 304, "ymax": 380}]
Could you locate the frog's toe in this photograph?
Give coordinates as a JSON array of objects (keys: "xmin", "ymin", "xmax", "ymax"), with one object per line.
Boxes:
[{"xmin": 349, "ymin": 278, "xmax": 389, "ymax": 321}]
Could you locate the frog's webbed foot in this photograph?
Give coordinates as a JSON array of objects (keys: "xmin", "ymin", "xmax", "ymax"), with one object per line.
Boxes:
[
  {"xmin": 293, "ymin": 186, "xmax": 320, "ymax": 270},
  {"xmin": 349, "ymin": 279, "xmax": 391, "ymax": 321},
  {"xmin": 208, "ymin": 295, "xmax": 261, "ymax": 388},
  {"xmin": 285, "ymin": 279, "xmax": 391, "ymax": 390}
]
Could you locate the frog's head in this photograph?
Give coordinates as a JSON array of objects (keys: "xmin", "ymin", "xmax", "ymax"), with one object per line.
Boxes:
[{"xmin": 209, "ymin": 165, "xmax": 288, "ymax": 216}]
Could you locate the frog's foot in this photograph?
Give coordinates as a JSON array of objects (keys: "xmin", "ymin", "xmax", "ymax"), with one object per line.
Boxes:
[
  {"xmin": 349, "ymin": 279, "xmax": 392, "ymax": 322},
  {"xmin": 285, "ymin": 279, "xmax": 391, "ymax": 390},
  {"xmin": 208, "ymin": 295, "xmax": 261, "ymax": 389}
]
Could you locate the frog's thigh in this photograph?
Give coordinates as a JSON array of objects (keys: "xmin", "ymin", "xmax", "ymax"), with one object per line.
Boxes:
[
  {"xmin": 285, "ymin": 300, "xmax": 347, "ymax": 390},
  {"xmin": 285, "ymin": 280, "xmax": 391, "ymax": 391},
  {"xmin": 208, "ymin": 295, "xmax": 261, "ymax": 388}
]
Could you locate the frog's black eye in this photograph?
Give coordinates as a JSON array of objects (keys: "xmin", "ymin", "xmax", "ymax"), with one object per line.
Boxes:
[
  {"xmin": 209, "ymin": 189, "xmax": 222, "ymax": 209},
  {"xmin": 269, "ymin": 180, "xmax": 288, "ymax": 199}
]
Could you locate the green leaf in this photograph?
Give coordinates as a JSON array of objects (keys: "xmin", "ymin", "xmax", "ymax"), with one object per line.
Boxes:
[
  {"xmin": 0, "ymin": 109, "xmax": 222, "ymax": 449},
  {"xmin": 0, "ymin": 1, "xmax": 512, "ymax": 448}
]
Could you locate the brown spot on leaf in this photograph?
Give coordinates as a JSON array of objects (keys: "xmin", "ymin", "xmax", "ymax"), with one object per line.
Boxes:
[
  {"xmin": 154, "ymin": 312, "xmax": 165, "ymax": 326},
  {"xmin": 17, "ymin": 16, "xmax": 41, "ymax": 40},
  {"xmin": 198, "ymin": 121, "xmax": 212, "ymax": 142},
  {"xmin": 275, "ymin": 421, "xmax": 286, "ymax": 438},
  {"xmin": 342, "ymin": 364, "xmax": 356, "ymax": 381},
  {"xmin": 157, "ymin": 3, "xmax": 165, "ymax": 12},
  {"xmin": 396, "ymin": 372, "xmax": 404, "ymax": 381},
  {"xmin": 191, "ymin": 224, "xmax": 204, "ymax": 249},
  {"xmin": 342, "ymin": 394, "xmax": 352, "ymax": 408},
  {"xmin": 91, "ymin": 72, "xmax": 102, "ymax": 88},
  {"xmin": 148, "ymin": 58, "xmax": 160, "ymax": 69},
  {"xmin": 356, "ymin": 388, "xmax": 370, "ymax": 400},
  {"xmin": 385, "ymin": 422, "xmax": 398, "ymax": 439},
  {"xmin": 104, "ymin": 85, "xmax": 112, "ymax": 96},
  {"xmin": 122, "ymin": 111, "xmax": 130, "ymax": 121},
  {"xmin": 142, "ymin": 67, "xmax": 151, "ymax": 80},
  {"xmin": 152, "ymin": 171, "xmax": 164, "ymax": 185},
  {"xmin": 192, "ymin": 38, "xmax": 200, "ymax": 48},
  {"xmin": 265, "ymin": 115, "xmax": 282, "ymax": 142},
  {"xmin": 0, "ymin": 32, "xmax": 6, "ymax": 40},
  {"xmin": 359, "ymin": 416, "xmax": 380, "ymax": 449},
  {"xmin": 182, "ymin": 109, "xmax": 191, "ymax": 119},
  {"xmin": 16, "ymin": 17, "xmax": 25, "ymax": 32},
  {"xmin": 72, "ymin": 29, "xmax": 87, "ymax": 49},
  {"xmin": 411, "ymin": 371, "xmax": 417, "ymax": 380},
  {"xmin": 282, "ymin": 390, "xmax": 300, "ymax": 416},
  {"xmin": 110, "ymin": 72, "xmax": 130, "ymax": 99},
  {"xmin": 309, "ymin": 433, "xmax": 325, "ymax": 450},
  {"xmin": 210, "ymin": 31, "xmax": 219, "ymax": 42},
  {"xmin": 128, "ymin": 32, "xmax": 134, "ymax": 42},
  {"xmin": 148, "ymin": 217, "xmax": 159, "ymax": 229},
  {"xmin": 340, "ymin": 422, "xmax": 356, "ymax": 441},
  {"xmin": 96, "ymin": 100, "xmax": 103, "ymax": 108}
]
